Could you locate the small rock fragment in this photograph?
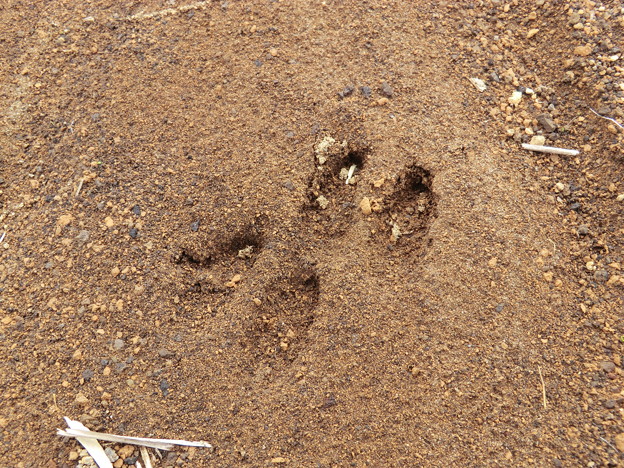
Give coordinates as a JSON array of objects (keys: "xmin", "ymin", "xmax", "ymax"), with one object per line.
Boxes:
[
  {"xmin": 537, "ymin": 113, "xmax": 557, "ymax": 132},
  {"xmin": 391, "ymin": 223, "xmax": 401, "ymax": 242},
  {"xmin": 469, "ymin": 77, "xmax": 487, "ymax": 92},
  {"xmin": 104, "ymin": 447, "xmax": 119, "ymax": 463},
  {"xmin": 380, "ymin": 81, "xmax": 394, "ymax": 97},
  {"xmin": 104, "ymin": 216, "xmax": 115, "ymax": 228},
  {"xmin": 376, "ymin": 97, "xmax": 390, "ymax": 106},
  {"xmin": 111, "ymin": 266, "xmax": 120, "ymax": 277},
  {"xmin": 573, "ymin": 45, "xmax": 592, "ymax": 56},
  {"xmin": 158, "ymin": 348, "xmax": 174, "ymax": 358},
  {"xmin": 316, "ymin": 195, "xmax": 329, "ymax": 209},
  {"xmin": 615, "ymin": 433, "xmax": 624, "ymax": 452},
  {"xmin": 76, "ymin": 230, "xmax": 90, "ymax": 243},
  {"xmin": 191, "ymin": 220, "xmax": 200, "ymax": 232},
  {"xmin": 600, "ymin": 361, "xmax": 616, "ymax": 373},
  {"xmin": 530, "ymin": 135, "xmax": 546, "ymax": 146},
  {"xmin": 129, "ymin": 228, "xmax": 138, "ymax": 238},
  {"xmin": 526, "ymin": 28, "xmax": 539, "ymax": 39},
  {"xmin": 508, "ymin": 91, "xmax": 522, "ymax": 106},
  {"xmin": 338, "ymin": 85, "xmax": 354, "ymax": 99},
  {"xmin": 594, "ymin": 269, "xmax": 609, "ymax": 283},
  {"xmin": 113, "ymin": 339, "xmax": 125, "ymax": 350},
  {"xmin": 359, "ymin": 197, "xmax": 372, "ymax": 215},
  {"xmin": 75, "ymin": 393, "xmax": 89, "ymax": 405},
  {"xmin": 577, "ymin": 225, "xmax": 589, "ymax": 236},
  {"xmin": 360, "ymin": 86, "xmax": 372, "ymax": 98},
  {"xmin": 237, "ymin": 245, "xmax": 254, "ymax": 259}
]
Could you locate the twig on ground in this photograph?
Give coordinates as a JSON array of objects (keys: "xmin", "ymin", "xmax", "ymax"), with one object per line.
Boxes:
[
  {"xmin": 538, "ymin": 366, "xmax": 547, "ymax": 409},
  {"xmin": 521, "ymin": 143, "xmax": 580, "ymax": 156},
  {"xmin": 58, "ymin": 417, "xmax": 212, "ymax": 451},
  {"xmin": 140, "ymin": 446, "xmax": 153, "ymax": 468},
  {"xmin": 599, "ymin": 436, "xmax": 618, "ymax": 451},
  {"xmin": 75, "ymin": 178, "xmax": 84, "ymax": 197},
  {"xmin": 590, "ymin": 108, "xmax": 624, "ymax": 130}
]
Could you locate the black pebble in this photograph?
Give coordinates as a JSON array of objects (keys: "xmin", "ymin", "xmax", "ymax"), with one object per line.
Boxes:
[
  {"xmin": 82, "ymin": 369, "xmax": 94, "ymax": 381},
  {"xmin": 132, "ymin": 205, "xmax": 141, "ymax": 215},
  {"xmin": 160, "ymin": 379, "xmax": 170, "ymax": 396},
  {"xmin": 338, "ymin": 85, "xmax": 354, "ymax": 99},
  {"xmin": 360, "ymin": 86, "xmax": 372, "ymax": 98},
  {"xmin": 191, "ymin": 221, "xmax": 200, "ymax": 232},
  {"xmin": 129, "ymin": 228, "xmax": 138, "ymax": 238}
]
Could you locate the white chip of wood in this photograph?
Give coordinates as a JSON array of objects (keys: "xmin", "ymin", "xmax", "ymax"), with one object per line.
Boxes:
[
  {"xmin": 60, "ymin": 418, "xmax": 112, "ymax": 468},
  {"xmin": 521, "ymin": 143, "xmax": 580, "ymax": 156},
  {"xmin": 56, "ymin": 418, "xmax": 212, "ymax": 456}
]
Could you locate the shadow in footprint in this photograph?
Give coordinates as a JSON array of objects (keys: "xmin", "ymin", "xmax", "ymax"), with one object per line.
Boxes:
[
  {"xmin": 304, "ymin": 135, "xmax": 369, "ymax": 237},
  {"xmin": 374, "ymin": 164, "xmax": 438, "ymax": 250},
  {"xmin": 173, "ymin": 220, "xmax": 266, "ymax": 298}
]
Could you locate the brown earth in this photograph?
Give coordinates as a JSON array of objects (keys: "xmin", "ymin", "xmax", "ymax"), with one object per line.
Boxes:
[{"xmin": 1, "ymin": 1, "xmax": 624, "ymax": 467}]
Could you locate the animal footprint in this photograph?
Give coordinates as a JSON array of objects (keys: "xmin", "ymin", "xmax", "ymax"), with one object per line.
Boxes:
[{"xmin": 304, "ymin": 134, "xmax": 369, "ymax": 237}]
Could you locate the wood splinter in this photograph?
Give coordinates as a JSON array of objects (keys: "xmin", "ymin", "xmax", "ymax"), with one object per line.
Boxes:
[{"xmin": 521, "ymin": 143, "xmax": 580, "ymax": 157}]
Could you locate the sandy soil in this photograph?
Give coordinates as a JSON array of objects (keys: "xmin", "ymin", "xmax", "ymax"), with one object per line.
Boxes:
[{"xmin": 1, "ymin": 1, "xmax": 624, "ymax": 467}]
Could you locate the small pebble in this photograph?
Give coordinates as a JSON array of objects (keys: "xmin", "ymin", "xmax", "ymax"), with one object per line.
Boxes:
[
  {"xmin": 131, "ymin": 205, "xmax": 141, "ymax": 216},
  {"xmin": 113, "ymin": 339, "xmax": 125, "ymax": 350},
  {"xmin": 129, "ymin": 228, "xmax": 138, "ymax": 238},
  {"xmin": 104, "ymin": 447, "xmax": 119, "ymax": 462},
  {"xmin": 76, "ymin": 230, "xmax": 90, "ymax": 243},
  {"xmin": 158, "ymin": 348, "xmax": 174, "ymax": 358},
  {"xmin": 359, "ymin": 197, "xmax": 372, "ymax": 215},
  {"xmin": 191, "ymin": 220, "xmax": 200, "ymax": 232},
  {"xmin": 360, "ymin": 86, "xmax": 372, "ymax": 98},
  {"xmin": 338, "ymin": 85, "xmax": 354, "ymax": 99},
  {"xmin": 594, "ymin": 269, "xmax": 609, "ymax": 282},
  {"xmin": 380, "ymin": 81, "xmax": 394, "ymax": 97},
  {"xmin": 577, "ymin": 225, "xmax": 589, "ymax": 236},
  {"xmin": 82, "ymin": 369, "xmax": 94, "ymax": 381},
  {"xmin": 600, "ymin": 361, "xmax": 616, "ymax": 373}
]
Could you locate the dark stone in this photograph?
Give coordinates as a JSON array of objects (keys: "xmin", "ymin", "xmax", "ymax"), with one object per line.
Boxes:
[
  {"xmin": 338, "ymin": 85, "xmax": 354, "ymax": 99},
  {"xmin": 160, "ymin": 379, "xmax": 170, "ymax": 396},
  {"xmin": 537, "ymin": 113, "xmax": 557, "ymax": 132},
  {"xmin": 124, "ymin": 457, "xmax": 138, "ymax": 465},
  {"xmin": 253, "ymin": 59, "xmax": 262, "ymax": 67},
  {"xmin": 569, "ymin": 202, "xmax": 581, "ymax": 211},
  {"xmin": 158, "ymin": 348, "xmax": 175, "ymax": 358},
  {"xmin": 131, "ymin": 205, "xmax": 141, "ymax": 216},
  {"xmin": 495, "ymin": 304, "xmax": 504, "ymax": 313},
  {"xmin": 191, "ymin": 220, "xmax": 200, "ymax": 232},
  {"xmin": 283, "ymin": 180, "xmax": 295, "ymax": 191},
  {"xmin": 82, "ymin": 369, "xmax": 94, "ymax": 381},
  {"xmin": 360, "ymin": 86, "xmax": 372, "ymax": 98},
  {"xmin": 604, "ymin": 399, "xmax": 616, "ymax": 409},
  {"xmin": 322, "ymin": 394, "xmax": 337, "ymax": 409},
  {"xmin": 577, "ymin": 225, "xmax": 589, "ymax": 236},
  {"xmin": 129, "ymin": 228, "xmax": 138, "ymax": 238},
  {"xmin": 380, "ymin": 81, "xmax": 394, "ymax": 97},
  {"xmin": 594, "ymin": 269, "xmax": 609, "ymax": 283}
]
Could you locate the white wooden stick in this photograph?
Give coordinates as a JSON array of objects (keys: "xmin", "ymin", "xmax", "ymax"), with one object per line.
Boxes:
[
  {"xmin": 521, "ymin": 143, "xmax": 579, "ymax": 156},
  {"xmin": 590, "ymin": 108, "xmax": 624, "ymax": 130},
  {"xmin": 57, "ymin": 417, "xmax": 212, "ymax": 452},
  {"xmin": 140, "ymin": 447, "xmax": 153, "ymax": 468},
  {"xmin": 62, "ymin": 418, "xmax": 113, "ymax": 468}
]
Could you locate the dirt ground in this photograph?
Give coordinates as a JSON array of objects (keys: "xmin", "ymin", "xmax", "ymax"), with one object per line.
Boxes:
[{"xmin": 2, "ymin": 0, "xmax": 624, "ymax": 466}]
